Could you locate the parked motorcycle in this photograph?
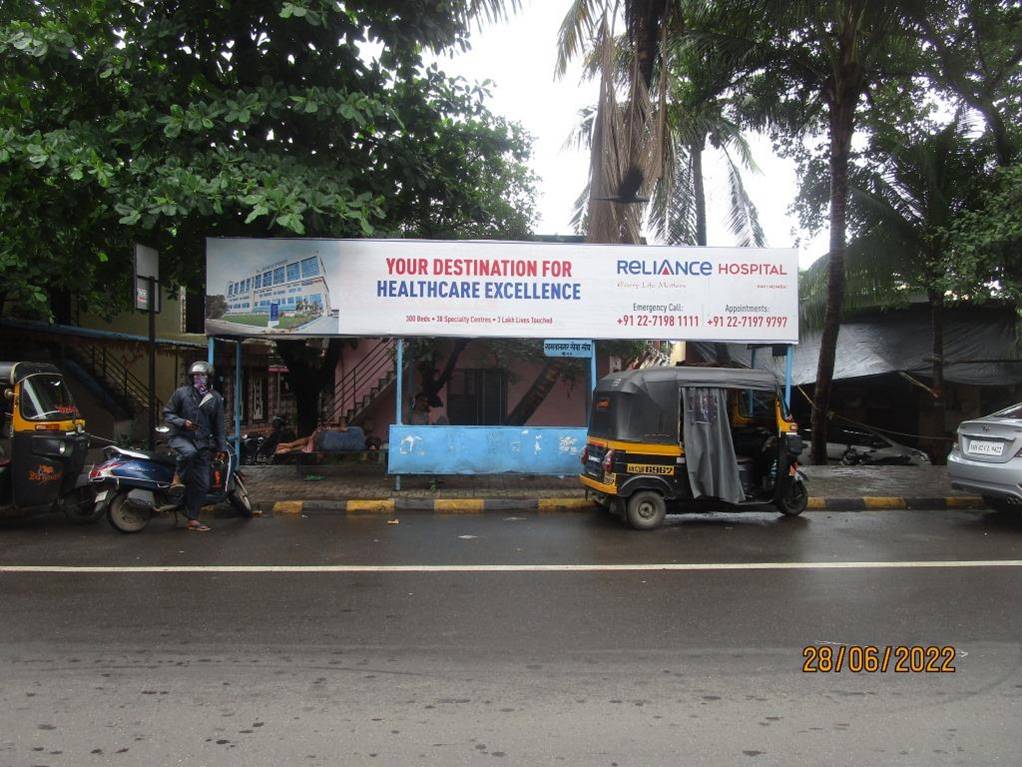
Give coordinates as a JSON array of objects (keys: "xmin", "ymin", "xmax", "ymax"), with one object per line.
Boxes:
[
  {"xmin": 241, "ymin": 416, "xmax": 294, "ymax": 465},
  {"xmin": 89, "ymin": 427, "xmax": 252, "ymax": 533}
]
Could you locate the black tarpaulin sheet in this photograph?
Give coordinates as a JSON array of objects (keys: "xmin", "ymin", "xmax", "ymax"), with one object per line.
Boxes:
[
  {"xmin": 694, "ymin": 306, "xmax": 1021, "ymax": 386},
  {"xmin": 682, "ymin": 388, "xmax": 744, "ymax": 504}
]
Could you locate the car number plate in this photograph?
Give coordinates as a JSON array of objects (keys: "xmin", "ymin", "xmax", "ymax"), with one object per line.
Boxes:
[
  {"xmin": 94, "ymin": 490, "xmax": 109, "ymax": 503},
  {"xmin": 968, "ymin": 440, "xmax": 1004, "ymax": 456}
]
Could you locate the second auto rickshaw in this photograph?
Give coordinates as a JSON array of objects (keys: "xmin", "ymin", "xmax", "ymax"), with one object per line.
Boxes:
[
  {"xmin": 0, "ymin": 362, "xmax": 96, "ymax": 522},
  {"xmin": 580, "ymin": 366, "xmax": 807, "ymax": 530}
]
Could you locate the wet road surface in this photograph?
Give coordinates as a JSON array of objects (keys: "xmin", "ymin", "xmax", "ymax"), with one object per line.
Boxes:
[{"xmin": 1, "ymin": 508, "xmax": 1021, "ymax": 766}]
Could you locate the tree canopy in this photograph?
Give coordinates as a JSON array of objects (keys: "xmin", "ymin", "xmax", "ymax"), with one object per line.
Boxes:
[{"xmin": 0, "ymin": 0, "xmax": 537, "ymax": 320}]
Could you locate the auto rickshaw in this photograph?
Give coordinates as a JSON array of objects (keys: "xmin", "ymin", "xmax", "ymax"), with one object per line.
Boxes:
[
  {"xmin": 0, "ymin": 362, "xmax": 96, "ymax": 521},
  {"xmin": 580, "ymin": 366, "xmax": 807, "ymax": 530}
]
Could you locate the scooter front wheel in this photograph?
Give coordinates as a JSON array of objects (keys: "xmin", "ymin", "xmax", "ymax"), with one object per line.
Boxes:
[
  {"xmin": 228, "ymin": 476, "xmax": 253, "ymax": 518},
  {"xmin": 107, "ymin": 493, "xmax": 152, "ymax": 533}
]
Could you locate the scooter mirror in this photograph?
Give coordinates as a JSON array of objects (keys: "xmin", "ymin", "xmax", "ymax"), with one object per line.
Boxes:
[
  {"xmin": 2, "ymin": 388, "xmax": 12, "ymax": 402},
  {"xmin": 155, "ymin": 425, "xmax": 171, "ymax": 434}
]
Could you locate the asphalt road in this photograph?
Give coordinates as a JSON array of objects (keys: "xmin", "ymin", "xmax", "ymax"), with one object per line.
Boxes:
[{"xmin": 1, "ymin": 507, "xmax": 1021, "ymax": 766}]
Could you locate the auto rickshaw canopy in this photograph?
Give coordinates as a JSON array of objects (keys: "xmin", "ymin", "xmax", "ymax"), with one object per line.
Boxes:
[
  {"xmin": 590, "ymin": 366, "xmax": 782, "ymax": 445},
  {"xmin": 0, "ymin": 361, "xmax": 62, "ymax": 386}
]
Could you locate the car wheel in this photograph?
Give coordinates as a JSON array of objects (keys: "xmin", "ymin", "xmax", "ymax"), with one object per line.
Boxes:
[
  {"xmin": 626, "ymin": 491, "xmax": 666, "ymax": 531},
  {"xmin": 776, "ymin": 480, "xmax": 808, "ymax": 517},
  {"xmin": 107, "ymin": 493, "xmax": 151, "ymax": 533}
]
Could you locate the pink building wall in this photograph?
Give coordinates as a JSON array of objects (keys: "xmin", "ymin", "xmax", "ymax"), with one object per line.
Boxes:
[{"xmin": 337, "ymin": 339, "xmax": 614, "ymax": 433}]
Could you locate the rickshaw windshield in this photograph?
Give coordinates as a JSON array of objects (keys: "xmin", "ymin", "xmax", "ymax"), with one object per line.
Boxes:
[
  {"xmin": 19, "ymin": 374, "xmax": 78, "ymax": 421},
  {"xmin": 737, "ymin": 390, "xmax": 776, "ymax": 420}
]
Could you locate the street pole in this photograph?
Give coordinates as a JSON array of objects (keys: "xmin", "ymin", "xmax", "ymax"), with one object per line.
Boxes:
[{"xmin": 147, "ymin": 275, "xmax": 157, "ymax": 450}]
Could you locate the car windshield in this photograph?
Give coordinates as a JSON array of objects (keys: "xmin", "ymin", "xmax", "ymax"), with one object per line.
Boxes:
[
  {"xmin": 19, "ymin": 374, "xmax": 78, "ymax": 421},
  {"xmin": 990, "ymin": 403, "xmax": 1022, "ymax": 419}
]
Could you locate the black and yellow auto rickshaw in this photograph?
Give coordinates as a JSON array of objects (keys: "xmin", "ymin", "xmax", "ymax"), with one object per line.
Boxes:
[
  {"xmin": 0, "ymin": 362, "xmax": 95, "ymax": 521},
  {"xmin": 580, "ymin": 366, "xmax": 807, "ymax": 530}
]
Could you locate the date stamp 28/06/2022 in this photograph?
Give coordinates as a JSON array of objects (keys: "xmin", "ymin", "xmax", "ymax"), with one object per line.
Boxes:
[{"xmin": 802, "ymin": 645, "xmax": 957, "ymax": 673}]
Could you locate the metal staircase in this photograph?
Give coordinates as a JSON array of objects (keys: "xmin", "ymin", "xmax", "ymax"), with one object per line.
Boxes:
[
  {"xmin": 63, "ymin": 345, "xmax": 160, "ymax": 418},
  {"xmin": 327, "ymin": 339, "xmax": 405, "ymax": 425}
]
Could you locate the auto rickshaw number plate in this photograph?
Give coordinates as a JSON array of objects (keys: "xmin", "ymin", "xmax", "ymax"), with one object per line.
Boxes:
[{"xmin": 626, "ymin": 463, "xmax": 674, "ymax": 475}]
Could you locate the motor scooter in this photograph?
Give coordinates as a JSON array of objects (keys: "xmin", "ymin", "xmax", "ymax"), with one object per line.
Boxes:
[{"xmin": 89, "ymin": 427, "xmax": 252, "ymax": 533}]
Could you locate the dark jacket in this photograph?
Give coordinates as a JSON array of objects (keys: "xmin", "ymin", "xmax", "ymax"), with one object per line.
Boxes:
[{"xmin": 163, "ymin": 384, "xmax": 227, "ymax": 451}]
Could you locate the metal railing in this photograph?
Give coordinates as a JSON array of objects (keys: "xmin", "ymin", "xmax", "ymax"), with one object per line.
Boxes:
[
  {"xmin": 79, "ymin": 345, "xmax": 161, "ymax": 416},
  {"xmin": 329, "ymin": 338, "xmax": 397, "ymax": 424}
]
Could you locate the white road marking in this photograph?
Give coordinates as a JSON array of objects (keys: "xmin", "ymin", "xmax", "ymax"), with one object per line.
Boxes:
[{"xmin": 0, "ymin": 560, "xmax": 1021, "ymax": 574}]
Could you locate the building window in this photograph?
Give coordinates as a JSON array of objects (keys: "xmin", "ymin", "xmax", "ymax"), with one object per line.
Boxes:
[
  {"xmin": 254, "ymin": 274, "xmax": 261, "ymax": 289},
  {"xmin": 262, "ymin": 271, "xmax": 273, "ymax": 286},
  {"xmin": 287, "ymin": 262, "xmax": 300, "ymax": 282},
  {"xmin": 301, "ymin": 257, "xmax": 319, "ymax": 277},
  {"xmin": 273, "ymin": 267, "xmax": 285, "ymax": 285},
  {"xmin": 446, "ymin": 369, "xmax": 508, "ymax": 426}
]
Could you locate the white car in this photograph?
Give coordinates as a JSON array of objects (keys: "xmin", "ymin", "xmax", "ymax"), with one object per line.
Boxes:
[
  {"xmin": 798, "ymin": 426, "xmax": 931, "ymax": 466},
  {"xmin": 948, "ymin": 403, "xmax": 1022, "ymax": 511}
]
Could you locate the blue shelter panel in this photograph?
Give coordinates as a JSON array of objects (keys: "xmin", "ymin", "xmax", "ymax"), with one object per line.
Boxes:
[{"xmin": 388, "ymin": 426, "xmax": 588, "ymax": 476}]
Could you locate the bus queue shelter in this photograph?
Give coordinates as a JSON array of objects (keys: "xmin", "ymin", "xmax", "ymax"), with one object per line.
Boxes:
[{"xmin": 205, "ymin": 238, "xmax": 799, "ymax": 475}]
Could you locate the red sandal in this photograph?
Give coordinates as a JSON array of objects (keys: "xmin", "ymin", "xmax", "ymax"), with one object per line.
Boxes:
[{"xmin": 185, "ymin": 520, "xmax": 211, "ymax": 532}]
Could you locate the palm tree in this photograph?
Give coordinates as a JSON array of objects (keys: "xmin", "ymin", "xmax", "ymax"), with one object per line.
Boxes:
[
  {"xmin": 556, "ymin": 0, "xmax": 681, "ymax": 244},
  {"xmin": 800, "ymin": 116, "xmax": 984, "ymax": 455},
  {"xmin": 689, "ymin": 0, "xmax": 920, "ymax": 463}
]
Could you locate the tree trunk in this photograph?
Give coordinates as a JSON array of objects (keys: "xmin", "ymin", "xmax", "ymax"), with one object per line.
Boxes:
[
  {"xmin": 692, "ymin": 140, "xmax": 707, "ymax": 248},
  {"xmin": 276, "ymin": 339, "xmax": 343, "ymax": 436},
  {"xmin": 929, "ymin": 288, "xmax": 946, "ymax": 464},
  {"xmin": 505, "ymin": 360, "xmax": 567, "ymax": 426},
  {"xmin": 415, "ymin": 339, "xmax": 471, "ymax": 408},
  {"xmin": 810, "ymin": 93, "xmax": 857, "ymax": 465}
]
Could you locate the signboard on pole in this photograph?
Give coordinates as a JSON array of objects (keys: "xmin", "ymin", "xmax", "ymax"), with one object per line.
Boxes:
[
  {"xmin": 134, "ymin": 244, "xmax": 160, "ymax": 312},
  {"xmin": 206, "ymin": 238, "xmax": 799, "ymax": 343},
  {"xmin": 544, "ymin": 339, "xmax": 593, "ymax": 358}
]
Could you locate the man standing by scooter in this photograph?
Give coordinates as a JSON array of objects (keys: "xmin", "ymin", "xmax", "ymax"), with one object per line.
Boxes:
[{"xmin": 163, "ymin": 361, "xmax": 227, "ymax": 532}]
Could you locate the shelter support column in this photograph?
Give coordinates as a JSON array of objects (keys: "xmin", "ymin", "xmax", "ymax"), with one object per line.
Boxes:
[
  {"xmin": 235, "ymin": 340, "xmax": 242, "ymax": 456},
  {"xmin": 394, "ymin": 338, "xmax": 403, "ymax": 491}
]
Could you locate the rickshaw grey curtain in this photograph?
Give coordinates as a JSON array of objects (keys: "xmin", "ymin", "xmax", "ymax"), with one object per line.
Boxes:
[{"xmin": 682, "ymin": 388, "xmax": 744, "ymax": 504}]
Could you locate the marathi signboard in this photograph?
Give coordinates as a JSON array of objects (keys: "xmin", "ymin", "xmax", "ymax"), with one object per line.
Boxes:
[
  {"xmin": 206, "ymin": 238, "xmax": 798, "ymax": 343},
  {"xmin": 544, "ymin": 339, "xmax": 594, "ymax": 358}
]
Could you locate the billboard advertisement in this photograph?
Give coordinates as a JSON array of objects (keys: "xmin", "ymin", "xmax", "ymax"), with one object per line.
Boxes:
[{"xmin": 206, "ymin": 238, "xmax": 798, "ymax": 343}]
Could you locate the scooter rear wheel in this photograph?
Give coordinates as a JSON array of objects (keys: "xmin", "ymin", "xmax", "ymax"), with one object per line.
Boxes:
[{"xmin": 107, "ymin": 493, "xmax": 151, "ymax": 533}]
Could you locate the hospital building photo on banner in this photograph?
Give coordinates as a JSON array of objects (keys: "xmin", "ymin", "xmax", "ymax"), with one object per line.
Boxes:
[{"xmin": 205, "ymin": 238, "xmax": 343, "ymax": 336}]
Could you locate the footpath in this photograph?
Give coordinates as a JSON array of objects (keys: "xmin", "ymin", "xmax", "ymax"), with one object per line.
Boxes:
[{"xmin": 240, "ymin": 463, "xmax": 984, "ymax": 514}]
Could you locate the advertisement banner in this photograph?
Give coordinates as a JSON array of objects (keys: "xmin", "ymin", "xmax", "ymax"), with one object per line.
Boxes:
[{"xmin": 206, "ymin": 238, "xmax": 798, "ymax": 343}]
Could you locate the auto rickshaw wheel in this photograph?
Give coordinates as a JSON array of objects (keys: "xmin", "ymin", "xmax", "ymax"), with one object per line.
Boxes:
[
  {"xmin": 64, "ymin": 487, "xmax": 104, "ymax": 524},
  {"xmin": 107, "ymin": 493, "xmax": 151, "ymax": 533},
  {"xmin": 776, "ymin": 481, "xmax": 808, "ymax": 517},
  {"xmin": 626, "ymin": 491, "xmax": 666, "ymax": 531}
]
